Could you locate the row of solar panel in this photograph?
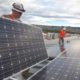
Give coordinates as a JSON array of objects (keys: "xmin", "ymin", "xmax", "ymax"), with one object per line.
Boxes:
[
  {"xmin": 28, "ymin": 39, "xmax": 80, "ymax": 80},
  {"xmin": 29, "ymin": 57, "xmax": 80, "ymax": 80}
]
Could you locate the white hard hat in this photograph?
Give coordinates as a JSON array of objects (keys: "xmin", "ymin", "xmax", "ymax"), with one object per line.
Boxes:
[
  {"xmin": 12, "ymin": 3, "xmax": 25, "ymax": 13},
  {"xmin": 63, "ymin": 27, "xmax": 66, "ymax": 30}
]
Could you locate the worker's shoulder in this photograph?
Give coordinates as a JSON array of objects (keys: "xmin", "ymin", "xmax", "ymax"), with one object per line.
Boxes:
[
  {"xmin": 1, "ymin": 15, "xmax": 21, "ymax": 22},
  {"xmin": 1, "ymin": 15, "xmax": 10, "ymax": 18}
]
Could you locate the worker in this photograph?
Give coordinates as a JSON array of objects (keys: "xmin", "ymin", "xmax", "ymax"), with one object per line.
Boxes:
[
  {"xmin": 2, "ymin": 2, "xmax": 25, "ymax": 22},
  {"xmin": 59, "ymin": 27, "xmax": 66, "ymax": 46}
]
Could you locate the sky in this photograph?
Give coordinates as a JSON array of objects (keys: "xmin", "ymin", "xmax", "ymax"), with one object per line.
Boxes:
[{"xmin": 0, "ymin": 0, "xmax": 80, "ymax": 27}]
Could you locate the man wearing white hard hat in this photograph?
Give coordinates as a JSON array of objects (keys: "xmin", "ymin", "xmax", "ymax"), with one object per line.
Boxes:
[
  {"xmin": 2, "ymin": 2, "xmax": 25, "ymax": 22},
  {"xmin": 59, "ymin": 26, "xmax": 66, "ymax": 46}
]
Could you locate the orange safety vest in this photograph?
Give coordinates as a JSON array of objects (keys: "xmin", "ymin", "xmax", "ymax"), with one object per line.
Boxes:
[
  {"xmin": 59, "ymin": 30, "xmax": 65, "ymax": 38},
  {"xmin": 9, "ymin": 15, "xmax": 14, "ymax": 20},
  {"xmin": 2, "ymin": 15, "xmax": 21, "ymax": 22},
  {"xmin": 2, "ymin": 15, "xmax": 14, "ymax": 20}
]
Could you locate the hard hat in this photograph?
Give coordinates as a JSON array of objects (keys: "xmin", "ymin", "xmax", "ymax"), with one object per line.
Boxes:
[
  {"xmin": 12, "ymin": 3, "xmax": 25, "ymax": 13},
  {"xmin": 63, "ymin": 27, "xmax": 66, "ymax": 30}
]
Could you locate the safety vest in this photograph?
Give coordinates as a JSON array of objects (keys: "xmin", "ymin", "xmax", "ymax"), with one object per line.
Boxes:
[
  {"xmin": 9, "ymin": 15, "xmax": 14, "ymax": 20},
  {"xmin": 59, "ymin": 30, "xmax": 65, "ymax": 38},
  {"xmin": 2, "ymin": 15, "xmax": 21, "ymax": 22}
]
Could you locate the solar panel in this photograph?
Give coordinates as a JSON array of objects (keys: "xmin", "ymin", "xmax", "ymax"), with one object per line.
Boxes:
[
  {"xmin": 0, "ymin": 18, "xmax": 48, "ymax": 80},
  {"xmin": 28, "ymin": 40, "xmax": 80, "ymax": 80},
  {"xmin": 29, "ymin": 57, "xmax": 80, "ymax": 80}
]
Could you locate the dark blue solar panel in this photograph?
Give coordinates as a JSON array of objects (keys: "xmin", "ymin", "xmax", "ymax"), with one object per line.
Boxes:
[
  {"xmin": 29, "ymin": 57, "xmax": 80, "ymax": 80},
  {"xmin": 0, "ymin": 18, "xmax": 48, "ymax": 79}
]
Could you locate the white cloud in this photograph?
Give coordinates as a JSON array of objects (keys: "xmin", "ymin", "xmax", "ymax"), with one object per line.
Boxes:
[
  {"xmin": 1, "ymin": 0, "xmax": 80, "ymax": 27},
  {"xmin": 26, "ymin": 16, "xmax": 53, "ymax": 25}
]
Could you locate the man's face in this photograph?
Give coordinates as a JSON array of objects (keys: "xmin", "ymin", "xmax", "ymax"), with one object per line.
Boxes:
[{"xmin": 12, "ymin": 9, "xmax": 22, "ymax": 18}]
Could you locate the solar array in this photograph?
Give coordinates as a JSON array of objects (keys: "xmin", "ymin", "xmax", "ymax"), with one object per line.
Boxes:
[
  {"xmin": 28, "ymin": 40, "xmax": 80, "ymax": 80},
  {"xmin": 29, "ymin": 57, "xmax": 80, "ymax": 80},
  {"xmin": 0, "ymin": 18, "xmax": 48, "ymax": 80}
]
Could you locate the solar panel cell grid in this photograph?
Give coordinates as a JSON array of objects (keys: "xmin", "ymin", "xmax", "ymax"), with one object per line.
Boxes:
[
  {"xmin": 0, "ymin": 18, "xmax": 47, "ymax": 79},
  {"xmin": 29, "ymin": 58, "xmax": 80, "ymax": 80}
]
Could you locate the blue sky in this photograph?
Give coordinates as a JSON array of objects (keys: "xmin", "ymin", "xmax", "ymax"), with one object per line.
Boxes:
[{"xmin": 0, "ymin": 0, "xmax": 80, "ymax": 27}]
